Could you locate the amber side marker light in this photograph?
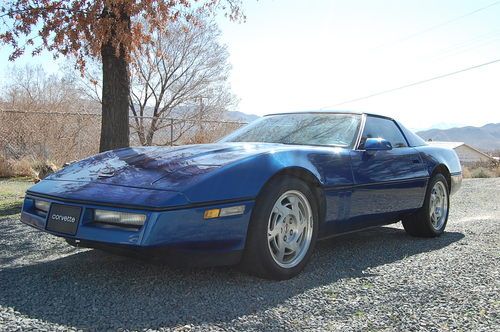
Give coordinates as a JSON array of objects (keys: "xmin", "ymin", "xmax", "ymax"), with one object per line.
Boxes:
[
  {"xmin": 204, "ymin": 209, "xmax": 220, "ymax": 219},
  {"xmin": 204, "ymin": 205, "xmax": 245, "ymax": 219}
]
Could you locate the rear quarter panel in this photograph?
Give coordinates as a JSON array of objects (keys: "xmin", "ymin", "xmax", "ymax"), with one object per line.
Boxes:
[{"xmin": 414, "ymin": 145, "xmax": 462, "ymax": 176}]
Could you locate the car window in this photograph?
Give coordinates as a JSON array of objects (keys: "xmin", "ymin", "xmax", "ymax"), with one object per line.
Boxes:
[
  {"xmin": 397, "ymin": 121, "xmax": 427, "ymax": 147},
  {"xmin": 359, "ymin": 116, "xmax": 408, "ymax": 149},
  {"xmin": 220, "ymin": 113, "xmax": 361, "ymax": 148}
]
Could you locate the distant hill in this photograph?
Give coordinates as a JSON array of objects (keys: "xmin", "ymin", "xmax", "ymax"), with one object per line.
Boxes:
[
  {"xmin": 417, "ymin": 123, "xmax": 500, "ymax": 152},
  {"xmin": 128, "ymin": 104, "xmax": 259, "ymax": 124},
  {"xmin": 223, "ymin": 110, "xmax": 259, "ymax": 123}
]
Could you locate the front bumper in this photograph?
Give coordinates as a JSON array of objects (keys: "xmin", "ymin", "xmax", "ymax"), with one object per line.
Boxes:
[
  {"xmin": 64, "ymin": 239, "xmax": 243, "ymax": 267},
  {"xmin": 21, "ymin": 194, "xmax": 254, "ymax": 266}
]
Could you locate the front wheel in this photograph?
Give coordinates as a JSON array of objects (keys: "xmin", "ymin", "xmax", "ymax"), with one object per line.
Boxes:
[
  {"xmin": 241, "ymin": 176, "xmax": 319, "ymax": 280},
  {"xmin": 402, "ymin": 173, "xmax": 449, "ymax": 237}
]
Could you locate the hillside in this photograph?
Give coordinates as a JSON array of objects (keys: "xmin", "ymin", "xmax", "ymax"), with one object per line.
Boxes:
[
  {"xmin": 417, "ymin": 123, "xmax": 500, "ymax": 151},
  {"xmin": 223, "ymin": 110, "xmax": 259, "ymax": 123}
]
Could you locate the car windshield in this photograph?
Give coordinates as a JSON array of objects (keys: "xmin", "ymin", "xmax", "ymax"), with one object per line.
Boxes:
[{"xmin": 220, "ymin": 113, "xmax": 361, "ymax": 147}]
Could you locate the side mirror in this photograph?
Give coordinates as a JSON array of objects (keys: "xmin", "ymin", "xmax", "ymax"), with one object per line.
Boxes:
[{"xmin": 364, "ymin": 138, "xmax": 392, "ymax": 151}]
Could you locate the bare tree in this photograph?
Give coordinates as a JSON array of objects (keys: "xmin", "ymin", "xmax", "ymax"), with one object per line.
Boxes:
[
  {"xmin": 1, "ymin": 0, "xmax": 243, "ymax": 152},
  {"xmin": 129, "ymin": 17, "xmax": 237, "ymax": 146},
  {"xmin": 1, "ymin": 65, "xmax": 88, "ymax": 113},
  {"xmin": 0, "ymin": 65, "xmax": 101, "ymax": 163}
]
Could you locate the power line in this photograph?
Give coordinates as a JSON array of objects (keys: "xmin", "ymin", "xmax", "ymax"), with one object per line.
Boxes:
[
  {"xmin": 428, "ymin": 29, "xmax": 500, "ymax": 61},
  {"xmin": 374, "ymin": 0, "xmax": 500, "ymax": 50},
  {"xmin": 323, "ymin": 58, "xmax": 500, "ymax": 108}
]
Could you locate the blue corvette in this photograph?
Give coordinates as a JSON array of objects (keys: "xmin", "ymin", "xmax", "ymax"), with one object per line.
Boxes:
[{"xmin": 21, "ymin": 112, "xmax": 462, "ymax": 279}]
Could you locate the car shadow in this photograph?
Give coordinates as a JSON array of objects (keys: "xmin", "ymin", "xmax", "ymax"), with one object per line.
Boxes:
[
  {"xmin": 0, "ymin": 201, "xmax": 22, "ymax": 218},
  {"xmin": 0, "ymin": 226, "xmax": 464, "ymax": 330}
]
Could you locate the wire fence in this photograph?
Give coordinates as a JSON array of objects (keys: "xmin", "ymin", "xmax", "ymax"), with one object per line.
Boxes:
[{"xmin": 0, "ymin": 109, "xmax": 247, "ymax": 165}]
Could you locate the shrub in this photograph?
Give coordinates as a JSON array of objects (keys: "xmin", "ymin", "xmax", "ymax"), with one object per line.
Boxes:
[
  {"xmin": 462, "ymin": 166, "xmax": 471, "ymax": 178},
  {"xmin": 462, "ymin": 163, "xmax": 500, "ymax": 178},
  {"xmin": 31, "ymin": 160, "xmax": 58, "ymax": 179},
  {"xmin": 0, "ymin": 156, "xmax": 35, "ymax": 178},
  {"xmin": 470, "ymin": 167, "xmax": 493, "ymax": 178},
  {"xmin": 494, "ymin": 165, "xmax": 500, "ymax": 177},
  {"xmin": 0, "ymin": 156, "xmax": 14, "ymax": 178},
  {"xmin": 0, "ymin": 155, "xmax": 58, "ymax": 179}
]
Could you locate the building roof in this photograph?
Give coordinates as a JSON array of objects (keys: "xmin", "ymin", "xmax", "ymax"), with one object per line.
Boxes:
[
  {"xmin": 427, "ymin": 141, "xmax": 465, "ymax": 149},
  {"xmin": 428, "ymin": 141, "xmax": 495, "ymax": 161}
]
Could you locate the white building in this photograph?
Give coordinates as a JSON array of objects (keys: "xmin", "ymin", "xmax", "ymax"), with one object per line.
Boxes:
[{"xmin": 427, "ymin": 141, "xmax": 496, "ymax": 165}]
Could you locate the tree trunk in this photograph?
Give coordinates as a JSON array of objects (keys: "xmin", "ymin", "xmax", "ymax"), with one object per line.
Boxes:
[
  {"xmin": 99, "ymin": 2, "xmax": 131, "ymax": 153},
  {"xmin": 100, "ymin": 41, "xmax": 130, "ymax": 152}
]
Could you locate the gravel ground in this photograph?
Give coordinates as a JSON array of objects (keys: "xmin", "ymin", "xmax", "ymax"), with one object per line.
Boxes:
[{"xmin": 0, "ymin": 178, "xmax": 499, "ymax": 331}]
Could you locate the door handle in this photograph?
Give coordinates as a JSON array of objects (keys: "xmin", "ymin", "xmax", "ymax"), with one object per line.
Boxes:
[{"xmin": 412, "ymin": 159, "xmax": 421, "ymax": 164}]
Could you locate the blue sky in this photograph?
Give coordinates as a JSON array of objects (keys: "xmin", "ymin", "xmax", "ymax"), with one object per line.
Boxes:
[{"xmin": 2, "ymin": 0, "xmax": 500, "ymax": 130}]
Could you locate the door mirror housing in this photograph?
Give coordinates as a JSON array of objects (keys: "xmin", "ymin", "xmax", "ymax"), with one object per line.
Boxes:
[{"xmin": 364, "ymin": 138, "xmax": 392, "ymax": 151}]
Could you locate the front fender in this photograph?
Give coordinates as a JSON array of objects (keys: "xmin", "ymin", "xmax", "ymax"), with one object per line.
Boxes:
[{"xmin": 172, "ymin": 147, "xmax": 353, "ymax": 203}]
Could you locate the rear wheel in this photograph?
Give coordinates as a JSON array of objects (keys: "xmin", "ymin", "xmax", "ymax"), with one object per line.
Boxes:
[
  {"xmin": 402, "ymin": 173, "xmax": 449, "ymax": 237},
  {"xmin": 241, "ymin": 176, "xmax": 319, "ymax": 280}
]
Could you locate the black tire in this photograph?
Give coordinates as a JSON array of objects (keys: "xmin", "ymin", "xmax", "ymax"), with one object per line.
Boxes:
[
  {"xmin": 65, "ymin": 238, "xmax": 78, "ymax": 247},
  {"xmin": 241, "ymin": 176, "xmax": 319, "ymax": 280},
  {"xmin": 402, "ymin": 173, "xmax": 449, "ymax": 237}
]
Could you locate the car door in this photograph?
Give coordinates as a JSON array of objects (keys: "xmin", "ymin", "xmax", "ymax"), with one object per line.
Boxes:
[{"xmin": 345, "ymin": 115, "xmax": 428, "ymax": 231}]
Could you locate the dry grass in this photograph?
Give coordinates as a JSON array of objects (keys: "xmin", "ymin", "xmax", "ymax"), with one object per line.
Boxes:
[
  {"xmin": 0, "ymin": 156, "xmax": 58, "ymax": 180},
  {"xmin": 461, "ymin": 166, "xmax": 471, "ymax": 178},
  {"xmin": 494, "ymin": 165, "xmax": 500, "ymax": 177},
  {"xmin": 0, "ymin": 111, "xmax": 101, "ymax": 166},
  {"xmin": 185, "ymin": 122, "xmax": 242, "ymax": 144},
  {"xmin": 0, "ymin": 156, "xmax": 35, "ymax": 178},
  {"xmin": 0, "ymin": 177, "xmax": 32, "ymax": 218},
  {"xmin": 462, "ymin": 164, "xmax": 500, "ymax": 178}
]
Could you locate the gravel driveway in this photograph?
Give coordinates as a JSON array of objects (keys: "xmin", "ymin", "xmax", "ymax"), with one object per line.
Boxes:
[{"xmin": 0, "ymin": 178, "xmax": 499, "ymax": 331}]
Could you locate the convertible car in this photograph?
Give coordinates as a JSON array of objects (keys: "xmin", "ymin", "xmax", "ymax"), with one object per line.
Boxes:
[{"xmin": 21, "ymin": 111, "xmax": 462, "ymax": 279}]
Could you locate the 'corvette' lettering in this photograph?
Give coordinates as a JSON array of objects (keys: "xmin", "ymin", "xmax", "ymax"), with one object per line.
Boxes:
[{"xmin": 51, "ymin": 214, "xmax": 76, "ymax": 223}]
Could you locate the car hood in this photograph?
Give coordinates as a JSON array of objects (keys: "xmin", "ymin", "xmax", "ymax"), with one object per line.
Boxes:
[
  {"xmin": 41, "ymin": 142, "xmax": 286, "ymax": 191},
  {"xmin": 27, "ymin": 142, "xmax": 349, "ymax": 208}
]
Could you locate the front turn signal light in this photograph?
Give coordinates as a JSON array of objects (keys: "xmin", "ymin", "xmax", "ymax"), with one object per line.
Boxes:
[
  {"xmin": 204, "ymin": 209, "xmax": 220, "ymax": 219},
  {"xmin": 204, "ymin": 205, "xmax": 245, "ymax": 220}
]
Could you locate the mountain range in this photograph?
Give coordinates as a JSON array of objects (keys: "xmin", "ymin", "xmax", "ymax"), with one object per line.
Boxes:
[
  {"xmin": 223, "ymin": 110, "xmax": 260, "ymax": 123},
  {"xmin": 416, "ymin": 123, "xmax": 500, "ymax": 152}
]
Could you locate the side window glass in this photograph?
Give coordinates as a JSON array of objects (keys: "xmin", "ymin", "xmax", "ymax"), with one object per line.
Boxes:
[{"xmin": 359, "ymin": 117, "xmax": 408, "ymax": 149}]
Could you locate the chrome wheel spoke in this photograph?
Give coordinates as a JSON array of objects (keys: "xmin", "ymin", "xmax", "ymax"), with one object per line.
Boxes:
[
  {"xmin": 276, "ymin": 238, "xmax": 286, "ymax": 261},
  {"xmin": 286, "ymin": 239, "xmax": 300, "ymax": 253},
  {"xmin": 288, "ymin": 196, "xmax": 302, "ymax": 222},
  {"xmin": 297, "ymin": 223, "xmax": 307, "ymax": 238},
  {"xmin": 268, "ymin": 226, "xmax": 281, "ymax": 240},
  {"xmin": 276, "ymin": 204, "xmax": 292, "ymax": 219}
]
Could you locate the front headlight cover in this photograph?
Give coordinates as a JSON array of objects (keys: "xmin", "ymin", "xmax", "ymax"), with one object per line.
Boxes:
[
  {"xmin": 94, "ymin": 209, "xmax": 146, "ymax": 227},
  {"xmin": 34, "ymin": 199, "xmax": 50, "ymax": 213}
]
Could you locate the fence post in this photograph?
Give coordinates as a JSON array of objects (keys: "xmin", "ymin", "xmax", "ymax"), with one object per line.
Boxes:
[{"xmin": 170, "ymin": 118, "xmax": 174, "ymax": 146}]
